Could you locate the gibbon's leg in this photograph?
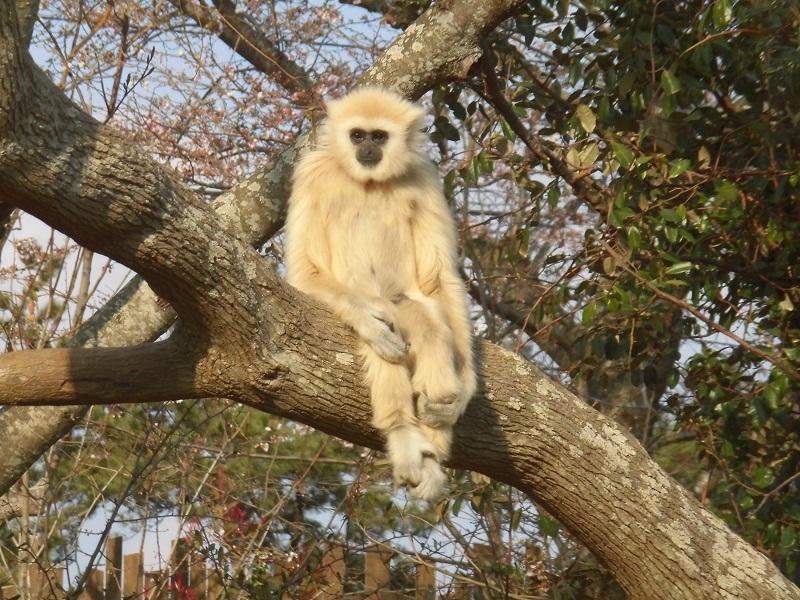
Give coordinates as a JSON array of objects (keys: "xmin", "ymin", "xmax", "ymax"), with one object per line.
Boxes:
[
  {"xmin": 417, "ymin": 423, "xmax": 453, "ymax": 462},
  {"xmin": 395, "ymin": 295, "xmax": 465, "ymax": 430},
  {"xmin": 361, "ymin": 345, "xmax": 447, "ymax": 501}
]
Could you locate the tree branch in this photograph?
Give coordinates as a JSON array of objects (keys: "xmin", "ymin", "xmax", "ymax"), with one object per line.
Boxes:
[
  {"xmin": 0, "ymin": 338, "xmax": 206, "ymax": 406},
  {"xmin": 2, "ymin": 1, "xmax": 798, "ymax": 596},
  {"xmin": 0, "ymin": 477, "xmax": 46, "ymax": 521},
  {"xmin": 172, "ymin": 0, "xmax": 316, "ymax": 99},
  {"xmin": 337, "ymin": 0, "xmax": 424, "ymax": 29},
  {"xmin": 0, "ymin": 0, "xmax": 530, "ymax": 498}
]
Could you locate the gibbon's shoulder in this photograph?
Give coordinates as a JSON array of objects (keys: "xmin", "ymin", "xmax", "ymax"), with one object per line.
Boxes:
[{"xmin": 291, "ymin": 146, "xmax": 341, "ymax": 192}]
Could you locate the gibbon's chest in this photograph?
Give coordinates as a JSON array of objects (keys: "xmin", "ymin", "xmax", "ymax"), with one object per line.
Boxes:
[{"xmin": 325, "ymin": 188, "xmax": 417, "ymax": 291}]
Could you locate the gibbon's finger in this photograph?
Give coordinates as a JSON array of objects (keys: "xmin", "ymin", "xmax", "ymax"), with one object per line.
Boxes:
[
  {"xmin": 369, "ymin": 309, "xmax": 397, "ymax": 333},
  {"xmin": 369, "ymin": 328, "xmax": 409, "ymax": 363}
]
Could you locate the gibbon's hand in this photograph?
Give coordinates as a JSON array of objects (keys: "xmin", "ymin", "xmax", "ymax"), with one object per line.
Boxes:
[{"xmin": 352, "ymin": 296, "xmax": 409, "ymax": 363}]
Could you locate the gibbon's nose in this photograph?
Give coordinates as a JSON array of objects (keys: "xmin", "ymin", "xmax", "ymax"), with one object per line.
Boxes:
[{"xmin": 357, "ymin": 144, "xmax": 382, "ymax": 167}]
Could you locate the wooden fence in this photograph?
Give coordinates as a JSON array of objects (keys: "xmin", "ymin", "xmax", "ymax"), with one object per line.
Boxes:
[{"xmin": 0, "ymin": 536, "xmax": 461, "ymax": 599}]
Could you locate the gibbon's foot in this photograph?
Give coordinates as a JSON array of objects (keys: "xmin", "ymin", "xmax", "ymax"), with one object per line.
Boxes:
[
  {"xmin": 413, "ymin": 364, "xmax": 461, "ymax": 405},
  {"xmin": 409, "ymin": 457, "xmax": 447, "ymax": 502},
  {"xmin": 386, "ymin": 426, "xmax": 447, "ymax": 502},
  {"xmin": 417, "ymin": 392, "xmax": 462, "ymax": 428}
]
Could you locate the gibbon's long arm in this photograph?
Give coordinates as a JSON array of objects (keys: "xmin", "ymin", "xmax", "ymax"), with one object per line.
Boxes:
[
  {"xmin": 412, "ymin": 176, "xmax": 476, "ymax": 395},
  {"xmin": 285, "ymin": 193, "xmax": 365, "ymax": 320},
  {"xmin": 285, "ymin": 188, "xmax": 409, "ymax": 363}
]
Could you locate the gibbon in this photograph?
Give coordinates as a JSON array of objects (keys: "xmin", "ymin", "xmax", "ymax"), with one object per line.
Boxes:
[{"xmin": 285, "ymin": 87, "xmax": 476, "ymax": 501}]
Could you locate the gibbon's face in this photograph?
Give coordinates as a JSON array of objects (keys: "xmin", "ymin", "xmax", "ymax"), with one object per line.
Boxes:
[{"xmin": 324, "ymin": 87, "xmax": 427, "ymax": 183}]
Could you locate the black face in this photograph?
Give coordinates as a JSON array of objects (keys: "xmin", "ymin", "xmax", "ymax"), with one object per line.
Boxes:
[{"xmin": 350, "ymin": 128, "xmax": 389, "ymax": 167}]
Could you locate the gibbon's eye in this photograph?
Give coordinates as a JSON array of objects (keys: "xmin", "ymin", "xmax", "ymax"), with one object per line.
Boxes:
[
  {"xmin": 371, "ymin": 130, "xmax": 388, "ymax": 144},
  {"xmin": 350, "ymin": 129, "xmax": 366, "ymax": 144}
]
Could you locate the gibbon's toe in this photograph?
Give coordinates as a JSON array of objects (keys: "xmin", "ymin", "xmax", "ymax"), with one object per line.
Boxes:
[
  {"xmin": 417, "ymin": 393, "xmax": 461, "ymax": 428},
  {"xmin": 408, "ymin": 457, "xmax": 448, "ymax": 502}
]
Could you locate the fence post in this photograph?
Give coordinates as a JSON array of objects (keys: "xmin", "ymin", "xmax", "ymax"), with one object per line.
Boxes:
[
  {"xmin": 319, "ymin": 545, "xmax": 345, "ymax": 599},
  {"xmin": 364, "ymin": 546, "xmax": 396, "ymax": 600},
  {"xmin": 123, "ymin": 552, "xmax": 144, "ymax": 597},
  {"xmin": 106, "ymin": 536, "xmax": 123, "ymax": 600},
  {"xmin": 189, "ymin": 551, "xmax": 205, "ymax": 600},
  {"xmin": 76, "ymin": 569, "xmax": 103, "ymax": 600},
  {"xmin": 415, "ymin": 562, "xmax": 436, "ymax": 600},
  {"xmin": 206, "ymin": 566, "xmax": 225, "ymax": 600}
]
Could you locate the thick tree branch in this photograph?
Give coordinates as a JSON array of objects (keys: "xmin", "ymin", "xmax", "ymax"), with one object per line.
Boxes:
[
  {"xmin": 0, "ymin": 338, "xmax": 206, "ymax": 406},
  {"xmin": 0, "ymin": 0, "xmax": 530, "ymax": 498},
  {"xmin": 0, "ymin": 277, "xmax": 174, "ymax": 495},
  {"xmin": 0, "ymin": 64, "xmax": 266, "ymax": 338},
  {"xmin": 172, "ymin": 0, "xmax": 316, "ymax": 99},
  {"xmin": 2, "ymin": 1, "xmax": 798, "ymax": 597}
]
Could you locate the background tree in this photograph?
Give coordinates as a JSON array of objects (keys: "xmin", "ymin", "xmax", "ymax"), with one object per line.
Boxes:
[{"xmin": 0, "ymin": 0, "xmax": 798, "ymax": 599}]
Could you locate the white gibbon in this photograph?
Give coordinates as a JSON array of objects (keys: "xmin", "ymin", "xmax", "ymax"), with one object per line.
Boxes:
[{"xmin": 285, "ymin": 87, "xmax": 476, "ymax": 501}]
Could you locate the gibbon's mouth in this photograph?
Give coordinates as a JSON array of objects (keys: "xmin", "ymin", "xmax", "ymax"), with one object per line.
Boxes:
[{"xmin": 358, "ymin": 158, "xmax": 381, "ymax": 167}]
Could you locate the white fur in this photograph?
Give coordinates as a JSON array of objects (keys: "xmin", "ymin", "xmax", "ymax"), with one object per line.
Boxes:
[{"xmin": 285, "ymin": 87, "xmax": 476, "ymax": 501}]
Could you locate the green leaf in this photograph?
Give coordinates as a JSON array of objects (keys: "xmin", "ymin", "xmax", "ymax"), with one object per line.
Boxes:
[
  {"xmin": 778, "ymin": 295, "xmax": 795, "ymax": 312},
  {"xmin": 462, "ymin": 160, "xmax": 478, "ymax": 186},
  {"xmin": 576, "ymin": 103, "xmax": 596, "ymax": 133},
  {"xmin": 780, "ymin": 526, "xmax": 797, "ymax": 551},
  {"xmin": 627, "ymin": 226, "xmax": 641, "ymax": 250},
  {"xmin": 661, "ymin": 69, "xmax": 682, "ymax": 95},
  {"xmin": 712, "ymin": 0, "xmax": 732, "ymax": 28},
  {"xmin": 668, "ymin": 158, "xmax": 691, "ymax": 179},
  {"xmin": 619, "ymin": 72, "xmax": 635, "ymax": 96},
  {"xmin": 547, "ymin": 186, "xmax": 560, "ymax": 208},
  {"xmin": 752, "ymin": 466, "xmax": 775, "ymax": 489},
  {"xmin": 610, "ymin": 141, "xmax": 633, "ymax": 167},
  {"xmin": 539, "ymin": 516, "xmax": 559, "ymax": 537},
  {"xmin": 582, "ymin": 301, "xmax": 597, "ymax": 325},
  {"xmin": 665, "ymin": 261, "xmax": 693, "ymax": 275},
  {"xmin": 500, "ymin": 118, "xmax": 517, "ymax": 142},
  {"xmin": 451, "ymin": 494, "xmax": 463, "ymax": 516},
  {"xmin": 660, "ymin": 92, "xmax": 676, "ymax": 118},
  {"xmin": 575, "ymin": 8, "xmax": 588, "ymax": 30},
  {"xmin": 715, "ymin": 179, "xmax": 738, "ymax": 201}
]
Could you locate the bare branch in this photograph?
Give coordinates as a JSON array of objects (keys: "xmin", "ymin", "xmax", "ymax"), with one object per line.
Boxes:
[
  {"xmin": 337, "ymin": 0, "xmax": 423, "ymax": 29},
  {"xmin": 172, "ymin": 0, "xmax": 316, "ymax": 99},
  {"xmin": 0, "ymin": 477, "xmax": 46, "ymax": 521}
]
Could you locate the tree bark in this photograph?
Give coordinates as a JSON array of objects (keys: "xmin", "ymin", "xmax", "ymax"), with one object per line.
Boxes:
[
  {"xmin": 0, "ymin": 0, "xmax": 522, "ymax": 496},
  {"xmin": 0, "ymin": 1, "xmax": 798, "ymax": 598}
]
